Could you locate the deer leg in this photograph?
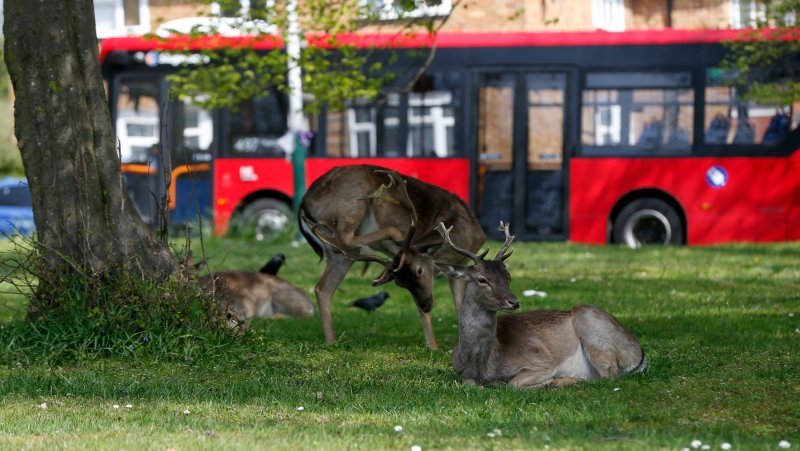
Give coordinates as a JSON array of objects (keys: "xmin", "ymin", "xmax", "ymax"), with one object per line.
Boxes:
[
  {"xmin": 508, "ymin": 369, "xmax": 556, "ymax": 388},
  {"xmin": 418, "ymin": 309, "xmax": 437, "ymax": 349},
  {"xmin": 332, "ymin": 226, "xmax": 407, "ymax": 251},
  {"xmin": 314, "ymin": 253, "xmax": 354, "ymax": 345},
  {"xmin": 571, "ymin": 305, "xmax": 644, "ymax": 377},
  {"xmin": 448, "ymin": 277, "xmax": 466, "ymax": 313},
  {"xmin": 548, "ymin": 376, "xmax": 585, "ymax": 387}
]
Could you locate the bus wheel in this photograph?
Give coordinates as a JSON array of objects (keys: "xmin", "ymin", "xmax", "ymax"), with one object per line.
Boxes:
[
  {"xmin": 240, "ymin": 198, "xmax": 293, "ymax": 241},
  {"xmin": 612, "ymin": 198, "xmax": 683, "ymax": 248}
]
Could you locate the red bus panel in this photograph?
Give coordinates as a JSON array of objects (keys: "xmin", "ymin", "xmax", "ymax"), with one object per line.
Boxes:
[{"xmin": 570, "ymin": 152, "xmax": 800, "ymax": 245}]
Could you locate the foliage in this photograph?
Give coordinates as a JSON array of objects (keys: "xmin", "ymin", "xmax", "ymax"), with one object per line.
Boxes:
[
  {"xmin": 164, "ymin": 0, "xmax": 450, "ymax": 112},
  {"xmin": 0, "ymin": 236, "xmax": 798, "ymax": 448},
  {"xmin": 0, "ymin": 237, "xmax": 229, "ymax": 363},
  {"xmin": 0, "ymin": 46, "xmax": 22, "ymax": 177},
  {"xmin": 722, "ymin": 1, "xmax": 800, "ymax": 104},
  {"xmin": 0, "ymin": 97, "xmax": 23, "ymax": 177}
]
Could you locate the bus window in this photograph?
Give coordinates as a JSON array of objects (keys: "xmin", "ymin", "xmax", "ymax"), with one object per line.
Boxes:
[
  {"xmin": 478, "ymin": 73, "xmax": 514, "ymax": 170},
  {"xmin": 382, "ymin": 93, "xmax": 403, "ymax": 156},
  {"xmin": 324, "ymin": 71, "xmax": 462, "ymax": 158},
  {"xmin": 116, "ymin": 79, "xmax": 160, "ymax": 163},
  {"xmin": 407, "ymin": 72, "xmax": 461, "ymax": 158},
  {"xmin": 704, "ymin": 69, "xmax": 798, "ymax": 146},
  {"xmin": 171, "ymin": 98, "xmax": 213, "ymax": 165},
  {"xmin": 527, "ymin": 73, "xmax": 565, "ymax": 170},
  {"xmin": 581, "ymin": 72, "xmax": 694, "ymax": 153},
  {"xmin": 325, "ymin": 101, "xmax": 376, "ymax": 157},
  {"xmin": 228, "ymin": 94, "xmax": 288, "ymax": 157}
]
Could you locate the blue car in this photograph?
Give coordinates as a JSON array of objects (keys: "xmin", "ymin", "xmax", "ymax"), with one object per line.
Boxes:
[{"xmin": 0, "ymin": 177, "xmax": 34, "ymax": 236}]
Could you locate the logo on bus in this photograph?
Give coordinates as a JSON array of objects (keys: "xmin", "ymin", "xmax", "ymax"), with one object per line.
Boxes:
[
  {"xmin": 144, "ymin": 51, "xmax": 160, "ymax": 67},
  {"xmin": 706, "ymin": 166, "xmax": 728, "ymax": 189},
  {"xmin": 137, "ymin": 51, "xmax": 210, "ymax": 67}
]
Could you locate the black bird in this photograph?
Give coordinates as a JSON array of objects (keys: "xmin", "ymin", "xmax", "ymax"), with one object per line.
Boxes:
[
  {"xmin": 259, "ymin": 253, "xmax": 286, "ymax": 276},
  {"xmin": 350, "ymin": 291, "xmax": 390, "ymax": 312}
]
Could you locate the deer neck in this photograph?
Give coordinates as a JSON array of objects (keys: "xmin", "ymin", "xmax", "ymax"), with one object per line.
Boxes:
[{"xmin": 454, "ymin": 284, "xmax": 500, "ymax": 384}]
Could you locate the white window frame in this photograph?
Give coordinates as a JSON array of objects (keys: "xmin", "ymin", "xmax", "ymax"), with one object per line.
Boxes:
[
  {"xmin": 116, "ymin": 114, "xmax": 159, "ymax": 163},
  {"xmin": 347, "ymin": 108, "xmax": 377, "ymax": 157},
  {"xmin": 182, "ymin": 103, "xmax": 214, "ymax": 152},
  {"xmin": 407, "ymin": 92, "xmax": 455, "ymax": 157},
  {"xmin": 730, "ymin": 0, "xmax": 794, "ymax": 27},
  {"xmin": 595, "ymin": 105, "xmax": 622, "ymax": 145},
  {"xmin": 592, "ymin": 0, "xmax": 625, "ymax": 32},
  {"xmin": 730, "ymin": 0, "xmax": 758, "ymax": 28},
  {"xmin": 364, "ymin": 0, "xmax": 452, "ymax": 21},
  {"xmin": 94, "ymin": 0, "xmax": 150, "ymax": 39}
]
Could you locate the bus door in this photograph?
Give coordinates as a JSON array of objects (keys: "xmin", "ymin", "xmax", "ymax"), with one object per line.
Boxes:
[
  {"xmin": 114, "ymin": 74, "xmax": 214, "ymax": 228},
  {"xmin": 115, "ymin": 74, "xmax": 167, "ymax": 225},
  {"xmin": 167, "ymin": 97, "xmax": 214, "ymax": 228},
  {"xmin": 475, "ymin": 70, "xmax": 570, "ymax": 241}
]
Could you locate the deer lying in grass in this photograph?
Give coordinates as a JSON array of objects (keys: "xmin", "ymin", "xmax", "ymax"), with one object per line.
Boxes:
[
  {"xmin": 199, "ymin": 260, "xmax": 315, "ymax": 334},
  {"xmin": 299, "ymin": 165, "xmax": 484, "ymax": 348},
  {"xmin": 435, "ymin": 222, "xmax": 647, "ymax": 388}
]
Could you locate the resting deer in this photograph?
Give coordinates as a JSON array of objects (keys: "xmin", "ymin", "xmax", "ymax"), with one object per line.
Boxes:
[
  {"xmin": 200, "ymin": 262, "xmax": 315, "ymax": 334},
  {"xmin": 435, "ymin": 222, "xmax": 647, "ymax": 388},
  {"xmin": 299, "ymin": 165, "xmax": 485, "ymax": 348}
]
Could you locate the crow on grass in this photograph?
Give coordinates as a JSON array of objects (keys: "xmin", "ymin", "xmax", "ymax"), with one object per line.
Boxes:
[
  {"xmin": 350, "ymin": 291, "xmax": 390, "ymax": 312},
  {"xmin": 259, "ymin": 253, "xmax": 286, "ymax": 276}
]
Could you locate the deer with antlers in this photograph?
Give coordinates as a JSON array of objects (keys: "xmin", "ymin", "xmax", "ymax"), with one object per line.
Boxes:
[
  {"xmin": 435, "ymin": 222, "xmax": 647, "ymax": 388},
  {"xmin": 299, "ymin": 165, "xmax": 485, "ymax": 348}
]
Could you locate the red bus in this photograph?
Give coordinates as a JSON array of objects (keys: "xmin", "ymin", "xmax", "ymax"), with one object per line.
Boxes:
[{"xmin": 100, "ymin": 29, "xmax": 800, "ymax": 246}]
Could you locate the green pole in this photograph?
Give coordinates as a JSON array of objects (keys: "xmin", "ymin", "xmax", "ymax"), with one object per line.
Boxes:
[{"xmin": 291, "ymin": 132, "xmax": 307, "ymax": 239}]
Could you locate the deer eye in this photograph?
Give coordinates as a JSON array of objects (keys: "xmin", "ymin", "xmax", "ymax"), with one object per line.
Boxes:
[
  {"xmin": 476, "ymin": 276, "xmax": 489, "ymax": 286},
  {"xmin": 416, "ymin": 266, "xmax": 424, "ymax": 277}
]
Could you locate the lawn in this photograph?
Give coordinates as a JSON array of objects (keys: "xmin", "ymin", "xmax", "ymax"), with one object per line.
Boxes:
[{"xmin": 0, "ymin": 235, "xmax": 798, "ymax": 450}]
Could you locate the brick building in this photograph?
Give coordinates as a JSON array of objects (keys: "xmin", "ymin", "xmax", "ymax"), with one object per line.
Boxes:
[{"xmin": 92, "ymin": 0, "xmax": 759, "ymax": 40}]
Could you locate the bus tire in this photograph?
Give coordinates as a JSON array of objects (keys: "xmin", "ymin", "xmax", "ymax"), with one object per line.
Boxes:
[
  {"xmin": 612, "ymin": 198, "xmax": 683, "ymax": 248},
  {"xmin": 239, "ymin": 198, "xmax": 293, "ymax": 241}
]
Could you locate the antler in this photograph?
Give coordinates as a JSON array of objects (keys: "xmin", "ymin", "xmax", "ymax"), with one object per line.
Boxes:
[
  {"xmin": 434, "ymin": 222, "xmax": 489, "ymax": 264},
  {"xmin": 302, "ymin": 211, "xmax": 396, "ymax": 286},
  {"xmin": 494, "ymin": 221, "xmax": 515, "ymax": 261}
]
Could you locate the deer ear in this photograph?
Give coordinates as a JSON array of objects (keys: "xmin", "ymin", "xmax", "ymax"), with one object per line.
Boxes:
[{"xmin": 436, "ymin": 263, "xmax": 467, "ymax": 279}]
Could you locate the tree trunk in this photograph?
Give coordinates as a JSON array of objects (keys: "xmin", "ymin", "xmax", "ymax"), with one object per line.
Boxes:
[{"xmin": 3, "ymin": 0, "xmax": 177, "ymax": 298}]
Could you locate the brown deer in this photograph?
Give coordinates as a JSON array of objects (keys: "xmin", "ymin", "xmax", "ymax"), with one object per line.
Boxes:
[
  {"xmin": 299, "ymin": 165, "xmax": 485, "ymax": 348},
  {"xmin": 200, "ymin": 264, "xmax": 315, "ymax": 334},
  {"xmin": 435, "ymin": 222, "xmax": 647, "ymax": 388}
]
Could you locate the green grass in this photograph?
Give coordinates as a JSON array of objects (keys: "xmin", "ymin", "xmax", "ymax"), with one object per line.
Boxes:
[{"xmin": 1, "ymin": 236, "xmax": 798, "ymax": 449}]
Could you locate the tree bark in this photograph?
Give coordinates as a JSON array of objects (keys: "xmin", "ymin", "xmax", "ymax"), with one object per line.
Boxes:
[{"xmin": 3, "ymin": 0, "xmax": 177, "ymax": 289}]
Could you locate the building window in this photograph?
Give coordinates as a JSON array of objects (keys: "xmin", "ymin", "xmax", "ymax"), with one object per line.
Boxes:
[
  {"xmin": 363, "ymin": 0, "xmax": 453, "ymax": 21},
  {"xmin": 730, "ymin": 0, "xmax": 795, "ymax": 27},
  {"xmin": 730, "ymin": 0, "xmax": 760, "ymax": 27},
  {"xmin": 94, "ymin": 0, "xmax": 150, "ymax": 38},
  {"xmin": 211, "ymin": 1, "xmax": 270, "ymax": 17},
  {"xmin": 593, "ymin": 0, "xmax": 625, "ymax": 31}
]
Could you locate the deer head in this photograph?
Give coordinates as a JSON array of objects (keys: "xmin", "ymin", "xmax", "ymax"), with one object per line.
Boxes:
[{"xmin": 435, "ymin": 221, "xmax": 519, "ymax": 312}]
